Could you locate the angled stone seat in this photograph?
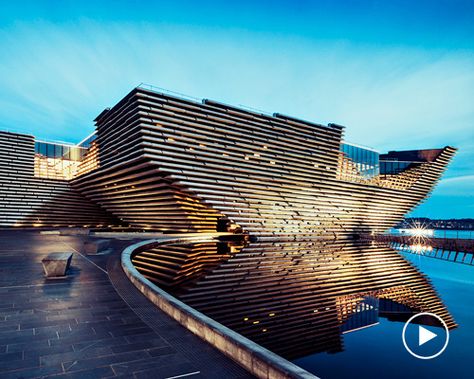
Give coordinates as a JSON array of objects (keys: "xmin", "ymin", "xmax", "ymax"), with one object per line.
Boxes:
[
  {"xmin": 41, "ymin": 252, "xmax": 73, "ymax": 278},
  {"xmin": 84, "ymin": 239, "xmax": 111, "ymax": 255}
]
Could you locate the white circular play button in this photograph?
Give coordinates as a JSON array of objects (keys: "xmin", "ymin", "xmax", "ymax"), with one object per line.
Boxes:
[
  {"xmin": 419, "ymin": 325, "xmax": 437, "ymax": 346},
  {"xmin": 402, "ymin": 312, "xmax": 449, "ymax": 359}
]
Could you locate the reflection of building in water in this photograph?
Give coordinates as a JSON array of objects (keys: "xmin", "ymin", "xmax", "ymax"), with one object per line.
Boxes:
[
  {"xmin": 132, "ymin": 239, "xmax": 456, "ymax": 360},
  {"xmin": 338, "ymin": 295, "xmax": 379, "ymax": 334},
  {"xmin": 132, "ymin": 241, "xmax": 244, "ymax": 292}
]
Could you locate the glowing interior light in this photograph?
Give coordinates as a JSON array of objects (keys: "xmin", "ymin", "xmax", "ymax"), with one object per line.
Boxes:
[
  {"xmin": 269, "ymin": 313, "xmax": 275, "ymax": 317},
  {"xmin": 410, "ymin": 227, "xmax": 434, "ymax": 237},
  {"xmin": 270, "ymin": 161, "xmax": 276, "ymax": 165},
  {"xmin": 253, "ymin": 320, "xmax": 260, "ymax": 324},
  {"xmin": 399, "ymin": 224, "xmax": 434, "ymax": 238}
]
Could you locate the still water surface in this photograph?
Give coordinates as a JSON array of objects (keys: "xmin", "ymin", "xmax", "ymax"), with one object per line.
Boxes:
[{"xmin": 294, "ymin": 251, "xmax": 474, "ymax": 379}]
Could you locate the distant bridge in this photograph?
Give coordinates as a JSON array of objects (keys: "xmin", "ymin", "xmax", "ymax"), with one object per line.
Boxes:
[{"xmin": 366, "ymin": 234, "xmax": 474, "ymax": 265}]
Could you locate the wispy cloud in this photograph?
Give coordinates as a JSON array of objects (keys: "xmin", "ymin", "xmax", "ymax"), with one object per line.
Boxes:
[
  {"xmin": 436, "ymin": 175, "xmax": 474, "ymax": 195},
  {"xmin": 1, "ymin": 21, "xmax": 473, "ymax": 143}
]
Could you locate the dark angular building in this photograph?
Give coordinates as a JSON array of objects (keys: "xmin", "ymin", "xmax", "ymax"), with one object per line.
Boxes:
[{"xmin": 0, "ymin": 85, "xmax": 456, "ymax": 236}]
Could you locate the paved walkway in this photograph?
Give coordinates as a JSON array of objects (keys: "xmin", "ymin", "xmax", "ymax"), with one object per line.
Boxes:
[{"xmin": 0, "ymin": 231, "xmax": 252, "ymax": 379}]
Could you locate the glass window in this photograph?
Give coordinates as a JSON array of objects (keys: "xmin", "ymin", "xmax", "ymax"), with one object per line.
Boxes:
[
  {"xmin": 340, "ymin": 143, "xmax": 380, "ymax": 178},
  {"xmin": 55, "ymin": 144, "xmax": 63, "ymax": 158},
  {"xmin": 63, "ymin": 146, "xmax": 70, "ymax": 160},
  {"xmin": 36, "ymin": 142, "xmax": 47, "ymax": 156},
  {"xmin": 46, "ymin": 143, "xmax": 55, "ymax": 158},
  {"xmin": 69, "ymin": 147, "xmax": 80, "ymax": 161}
]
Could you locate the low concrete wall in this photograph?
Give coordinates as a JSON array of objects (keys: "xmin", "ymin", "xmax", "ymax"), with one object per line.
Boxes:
[{"xmin": 121, "ymin": 237, "xmax": 318, "ymax": 379}]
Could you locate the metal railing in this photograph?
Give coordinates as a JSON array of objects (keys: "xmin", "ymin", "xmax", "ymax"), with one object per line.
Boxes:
[{"xmin": 137, "ymin": 82, "xmax": 202, "ymax": 103}]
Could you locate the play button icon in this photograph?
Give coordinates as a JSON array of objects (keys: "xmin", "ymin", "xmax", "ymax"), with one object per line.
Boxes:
[
  {"xmin": 419, "ymin": 325, "xmax": 437, "ymax": 346},
  {"xmin": 402, "ymin": 312, "xmax": 449, "ymax": 359}
]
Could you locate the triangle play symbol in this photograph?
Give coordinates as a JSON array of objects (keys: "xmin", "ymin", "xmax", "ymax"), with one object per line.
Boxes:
[{"xmin": 419, "ymin": 325, "xmax": 437, "ymax": 346}]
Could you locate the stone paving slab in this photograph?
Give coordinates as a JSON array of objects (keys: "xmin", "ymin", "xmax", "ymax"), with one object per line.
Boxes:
[{"xmin": 0, "ymin": 231, "xmax": 253, "ymax": 379}]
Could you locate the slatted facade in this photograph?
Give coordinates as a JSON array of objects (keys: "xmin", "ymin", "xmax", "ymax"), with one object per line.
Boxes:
[
  {"xmin": 131, "ymin": 241, "xmax": 239, "ymax": 291},
  {"xmin": 102, "ymin": 87, "xmax": 457, "ymax": 361},
  {"xmin": 72, "ymin": 87, "xmax": 456, "ymax": 236},
  {"xmin": 0, "ymin": 131, "xmax": 118, "ymax": 227},
  {"xmin": 131, "ymin": 239, "xmax": 456, "ymax": 360},
  {"xmin": 0, "ymin": 86, "xmax": 456, "ymax": 233}
]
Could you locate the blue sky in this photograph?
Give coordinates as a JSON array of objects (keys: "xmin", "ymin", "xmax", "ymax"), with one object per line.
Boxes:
[{"xmin": 0, "ymin": 1, "xmax": 473, "ymax": 218}]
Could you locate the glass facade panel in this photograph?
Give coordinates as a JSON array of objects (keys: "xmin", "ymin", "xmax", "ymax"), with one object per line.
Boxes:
[
  {"xmin": 56, "ymin": 144, "xmax": 63, "ymax": 158},
  {"xmin": 78, "ymin": 133, "xmax": 97, "ymax": 148},
  {"xmin": 340, "ymin": 142, "xmax": 380, "ymax": 178},
  {"xmin": 46, "ymin": 143, "xmax": 55, "ymax": 158},
  {"xmin": 63, "ymin": 146, "xmax": 70, "ymax": 160},
  {"xmin": 34, "ymin": 141, "xmax": 88, "ymax": 180},
  {"xmin": 380, "ymin": 160, "xmax": 414, "ymax": 175}
]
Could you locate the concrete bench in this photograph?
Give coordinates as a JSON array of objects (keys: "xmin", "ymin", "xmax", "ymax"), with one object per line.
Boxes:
[
  {"xmin": 42, "ymin": 252, "xmax": 73, "ymax": 278},
  {"xmin": 84, "ymin": 239, "xmax": 111, "ymax": 255}
]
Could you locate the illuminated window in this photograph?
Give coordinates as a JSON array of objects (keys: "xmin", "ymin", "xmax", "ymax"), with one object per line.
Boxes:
[{"xmin": 34, "ymin": 140, "xmax": 96, "ymax": 180}]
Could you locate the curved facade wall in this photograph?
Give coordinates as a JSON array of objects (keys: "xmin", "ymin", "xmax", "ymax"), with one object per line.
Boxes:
[
  {"xmin": 0, "ymin": 86, "xmax": 456, "ymax": 232},
  {"xmin": 72, "ymin": 87, "xmax": 456, "ymax": 236}
]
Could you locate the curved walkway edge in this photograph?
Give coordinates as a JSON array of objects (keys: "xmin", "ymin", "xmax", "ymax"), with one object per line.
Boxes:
[{"xmin": 121, "ymin": 237, "xmax": 319, "ymax": 379}]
